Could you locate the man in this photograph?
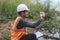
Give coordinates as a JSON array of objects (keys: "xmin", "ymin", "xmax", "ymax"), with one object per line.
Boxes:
[{"xmin": 11, "ymin": 4, "xmax": 45, "ymax": 40}]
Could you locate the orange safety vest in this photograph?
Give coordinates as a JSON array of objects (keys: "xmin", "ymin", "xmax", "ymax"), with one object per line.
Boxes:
[{"xmin": 11, "ymin": 16, "xmax": 28, "ymax": 40}]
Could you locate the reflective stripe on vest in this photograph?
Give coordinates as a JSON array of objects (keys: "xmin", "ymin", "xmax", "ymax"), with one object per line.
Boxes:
[
  {"xmin": 11, "ymin": 16, "xmax": 27, "ymax": 40},
  {"xmin": 11, "ymin": 33, "xmax": 23, "ymax": 38}
]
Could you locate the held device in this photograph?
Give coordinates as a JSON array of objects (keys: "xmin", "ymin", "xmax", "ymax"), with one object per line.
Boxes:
[{"xmin": 40, "ymin": 12, "xmax": 45, "ymax": 17}]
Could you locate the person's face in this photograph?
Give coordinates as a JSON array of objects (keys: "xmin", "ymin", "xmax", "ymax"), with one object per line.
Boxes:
[
  {"xmin": 24, "ymin": 12, "xmax": 29, "ymax": 17},
  {"xmin": 22, "ymin": 11, "xmax": 29, "ymax": 17}
]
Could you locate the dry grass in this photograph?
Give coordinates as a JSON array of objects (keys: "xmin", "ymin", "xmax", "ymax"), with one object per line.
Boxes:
[{"xmin": 0, "ymin": 21, "xmax": 12, "ymax": 40}]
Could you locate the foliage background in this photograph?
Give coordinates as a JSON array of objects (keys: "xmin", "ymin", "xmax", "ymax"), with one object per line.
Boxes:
[{"xmin": 0, "ymin": 0, "xmax": 60, "ymax": 40}]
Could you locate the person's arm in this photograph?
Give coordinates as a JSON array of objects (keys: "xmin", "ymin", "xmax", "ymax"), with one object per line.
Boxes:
[{"xmin": 16, "ymin": 18, "xmax": 43, "ymax": 28}]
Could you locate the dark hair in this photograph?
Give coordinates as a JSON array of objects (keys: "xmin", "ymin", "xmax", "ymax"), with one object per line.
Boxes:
[
  {"xmin": 18, "ymin": 10, "xmax": 28, "ymax": 15},
  {"xmin": 18, "ymin": 12, "xmax": 21, "ymax": 15}
]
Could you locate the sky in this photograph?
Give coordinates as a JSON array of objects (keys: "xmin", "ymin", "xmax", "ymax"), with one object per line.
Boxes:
[
  {"xmin": 52, "ymin": 0, "xmax": 60, "ymax": 11},
  {"xmin": 39, "ymin": 0, "xmax": 60, "ymax": 11},
  {"xmin": 30, "ymin": 0, "xmax": 60, "ymax": 11},
  {"xmin": 41, "ymin": 0, "xmax": 60, "ymax": 11}
]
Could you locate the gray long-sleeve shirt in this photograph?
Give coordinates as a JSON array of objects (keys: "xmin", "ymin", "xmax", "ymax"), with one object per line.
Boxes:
[{"xmin": 16, "ymin": 18, "xmax": 43, "ymax": 28}]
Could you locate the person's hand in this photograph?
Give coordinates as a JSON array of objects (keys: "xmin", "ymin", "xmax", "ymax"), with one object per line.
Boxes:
[{"xmin": 40, "ymin": 12, "xmax": 45, "ymax": 20}]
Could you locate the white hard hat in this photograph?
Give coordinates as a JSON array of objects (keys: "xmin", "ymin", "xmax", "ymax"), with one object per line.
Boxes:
[{"xmin": 17, "ymin": 4, "xmax": 29, "ymax": 12}]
